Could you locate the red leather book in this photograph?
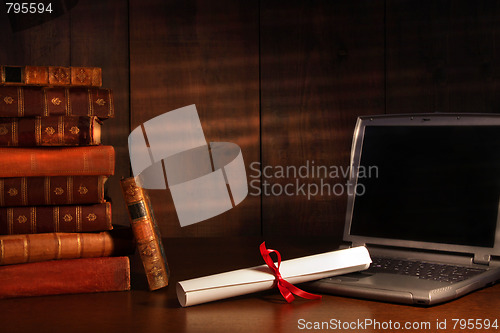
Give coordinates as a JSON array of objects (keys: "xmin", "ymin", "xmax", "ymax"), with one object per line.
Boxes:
[
  {"xmin": 0, "ymin": 116, "xmax": 101, "ymax": 146},
  {"xmin": 0, "ymin": 256, "xmax": 130, "ymax": 299},
  {"xmin": 0, "ymin": 202, "xmax": 112, "ymax": 235},
  {"xmin": 0, "ymin": 146, "xmax": 115, "ymax": 177},
  {"xmin": 0, "ymin": 86, "xmax": 114, "ymax": 118},
  {"xmin": 0, "ymin": 228, "xmax": 134, "ymax": 265},
  {"xmin": 0, "ymin": 66, "xmax": 102, "ymax": 87},
  {"xmin": 0, "ymin": 175, "xmax": 107, "ymax": 207}
]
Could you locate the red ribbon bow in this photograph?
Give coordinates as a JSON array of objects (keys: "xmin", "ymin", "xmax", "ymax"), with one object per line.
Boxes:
[{"xmin": 260, "ymin": 242, "xmax": 322, "ymax": 303}]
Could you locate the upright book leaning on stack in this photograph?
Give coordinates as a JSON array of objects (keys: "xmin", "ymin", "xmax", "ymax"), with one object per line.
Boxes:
[{"xmin": 0, "ymin": 65, "xmax": 133, "ymax": 299}]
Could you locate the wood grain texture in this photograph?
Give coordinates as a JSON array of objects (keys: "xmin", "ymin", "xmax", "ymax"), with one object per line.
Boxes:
[
  {"xmin": 0, "ymin": 3, "xmax": 70, "ymax": 66},
  {"xmin": 70, "ymin": 0, "xmax": 131, "ymax": 226},
  {"xmin": 260, "ymin": 0, "xmax": 385, "ymax": 238},
  {"xmin": 129, "ymin": 0, "xmax": 260, "ymax": 237},
  {"xmin": 0, "ymin": 237, "xmax": 498, "ymax": 332},
  {"xmin": 1, "ymin": 1, "xmax": 499, "ymax": 238},
  {"xmin": 386, "ymin": 0, "xmax": 500, "ymax": 114}
]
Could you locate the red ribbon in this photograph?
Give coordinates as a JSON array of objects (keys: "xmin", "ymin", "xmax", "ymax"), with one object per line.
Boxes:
[{"xmin": 260, "ymin": 242, "xmax": 322, "ymax": 303}]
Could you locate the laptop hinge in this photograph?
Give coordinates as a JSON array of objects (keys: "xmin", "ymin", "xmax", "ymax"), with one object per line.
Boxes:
[
  {"xmin": 342, "ymin": 242, "xmax": 365, "ymax": 249},
  {"xmin": 473, "ymin": 253, "xmax": 491, "ymax": 265}
]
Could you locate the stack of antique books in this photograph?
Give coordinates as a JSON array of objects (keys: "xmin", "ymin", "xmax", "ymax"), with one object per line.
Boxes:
[{"xmin": 0, "ymin": 65, "xmax": 132, "ymax": 299}]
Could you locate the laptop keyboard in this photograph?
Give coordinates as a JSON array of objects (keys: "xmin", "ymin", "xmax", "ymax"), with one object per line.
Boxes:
[{"xmin": 367, "ymin": 257, "xmax": 486, "ymax": 283}]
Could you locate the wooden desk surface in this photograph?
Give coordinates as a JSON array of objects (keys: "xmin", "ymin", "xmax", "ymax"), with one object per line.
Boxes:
[{"xmin": 1, "ymin": 237, "xmax": 499, "ymax": 333}]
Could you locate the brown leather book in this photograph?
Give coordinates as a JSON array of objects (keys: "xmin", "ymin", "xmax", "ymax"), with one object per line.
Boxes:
[
  {"xmin": 0, "ymin": 256, "xmax": 130, "ymax": 299},
  {"xmin": 0, "ymin": 202, "xmax": 112, "ymax": 235},
  {"xmin": 0, "ymin": 175, "xmax": 107, "ymax": 207},
  {"xmin": 0, "ymin": 86, "xmax": 114, "ymax": 118},
  {"xmin": 0, "ymin": 116, "xmax": 101, "ymax": 146},
  {"xmin": 121, "ymin": 177, "xmax": 170, "ymax": 290},
  {"xmin": 0, "ymin": 146, "xmax": 115, "ymax": 177},
  {"xmin": 0, "ymin": 66, "xmax": 102, "ymax": 87},
  {"xmin": 0, "ymin": 228, "xmax": 134, "ymax": 265}
]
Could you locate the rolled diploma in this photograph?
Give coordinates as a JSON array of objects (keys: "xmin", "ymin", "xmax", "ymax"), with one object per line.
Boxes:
[{"xmin": 177, "ymin": 246, "xmax": 371, "ymax": 307}]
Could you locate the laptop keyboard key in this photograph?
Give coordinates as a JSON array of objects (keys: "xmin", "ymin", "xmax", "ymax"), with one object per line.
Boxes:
[{"xmin": 367, "ymin": 257, "xmax": 486, "ymax": 283}]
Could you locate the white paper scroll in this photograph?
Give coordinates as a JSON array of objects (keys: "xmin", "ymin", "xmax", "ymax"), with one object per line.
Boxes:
[
  {"xmin": 177, "ymin": 246, "xmax": 372, "ymax": 307},
  {"xmin": 128, "ymin": 105, "xmax": 248, "ymax": 227}
]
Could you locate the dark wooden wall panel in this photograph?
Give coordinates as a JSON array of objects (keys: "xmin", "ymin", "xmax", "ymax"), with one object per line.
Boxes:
[
  {"xmin": 386, "ymin": 0, "xmax": 500, "ymax": 114},
  {"xmin": 0, "ymin": 5, "xmax": 70, "ymax": 65},
  {"xmin": 260, "ymin": 0, "xmax": 385, "ymax": 238},
  {"xmin": 2, "ymin": 0, "xmax": 499, "ymax": 238},
  {"xmin": 70, "ymin": 0, "xmax": 130, "ymax": 226},
  {"xmin": 129, "ymin": 0, "xmax": 261, "ymax": 237}
]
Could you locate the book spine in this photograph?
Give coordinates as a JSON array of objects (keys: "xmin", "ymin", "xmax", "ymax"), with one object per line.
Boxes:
[
  {"xmin": 121, "ymin": 177, "xmax": 169, "ymax": 290},
  {"xmin": 0, "ymin": 229, "xmax": 134, "ymax": 265},
  {"xmin": 0, "ymin": 202, "xmax": 112, "ymax": 235},
  {"xmin": 0, "ymin": 86, "xmax": 114, "ymax": 118},
  {"xmin": 0, "ymin": 116, "xmax": 101, "ymax": 146},
  {"xmin": 0, "ymin": 145, "xmax": 115, "ymax": 177},
  {"xmin": 0, "ymin": 66, "xmax": 102, "ymax": 87},
  {"xmin": 0, "ymin": 256, "xmax": 130, "ymax": 299},
  {"xmin": 0, "ymin": 176, "xmax": 107, "ymax": 207}
]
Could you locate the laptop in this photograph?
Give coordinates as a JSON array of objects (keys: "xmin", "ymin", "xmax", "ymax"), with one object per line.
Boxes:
[{"xmin": 306, "ymin": 113, "xmax": 500, "ymax": 305}]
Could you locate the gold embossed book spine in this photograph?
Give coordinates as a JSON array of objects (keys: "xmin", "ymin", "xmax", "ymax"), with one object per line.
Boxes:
[
  {"xmin": 0, "ymin": 86, "xmax": 114, "ymax": 119},
  {"xmin": 0, "ymin": 66, "xmax": 102, "ymax": 87},
  {"xmin": 0, "ymin": 229, "xmax": 134, "ymax": 265},
  {"xmin": 0, "ymin": 202, "xmax": 112, "ymax": 235},
  {"xmin": 0, "ymin": 116, "xmax": 101, "ymax": 146},
  {"xmin": 121, "ymin": 177, "xmax": 170, "ymax": 290},
  {"xmin": 0, "ymin": 64, "xmax": 132, "ymax": 299},
  {"xmin": 0, "ymin": 175, "xmax": 107, "ymax": 207}
]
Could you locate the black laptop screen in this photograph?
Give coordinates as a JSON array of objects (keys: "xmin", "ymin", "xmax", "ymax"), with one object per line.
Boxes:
[{"xmin": 350, "ymin": 125, "xmax": 500, "ymax": 248}]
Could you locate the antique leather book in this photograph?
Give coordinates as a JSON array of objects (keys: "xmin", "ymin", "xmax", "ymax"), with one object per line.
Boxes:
[
  {"xmin": 121, "ymin": 177, "xmax": 169, "ymax": 290},
  {"xmin": 0, "ymin": 256, "xmax": 130, "ymax": 299},
  {"xmin": 0, "ymin": 66, "xmax": 102, "ymax": 87},
  {"xmin": 0, "ymin": 228, "xmax": 134, "ymax": 265},
  {"xmin": 0, "ymin": 146, "xmax": 115, "ymax": 177},
  {"xmin": 0, "ymin": 175, "xmax": 107, "ymax": 207},
  {"xmin": 0, "ymin": 116, "xmax": 101, "ymax": 146},
  {"xmin": 0, "ymin": 202, "xmax": 112, "ymax": 235},
  {"xmin": 0, "ymin": 86, "xmax": 114, "ymax": 118}
]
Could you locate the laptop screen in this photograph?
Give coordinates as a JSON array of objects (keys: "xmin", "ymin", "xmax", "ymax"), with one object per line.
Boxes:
[{"xmin": 346, "ymin": 116, "xmax": 500, "ymax": 251}]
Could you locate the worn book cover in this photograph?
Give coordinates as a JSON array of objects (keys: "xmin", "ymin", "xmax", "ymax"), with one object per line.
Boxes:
[
  {"xmin": 0, "ymin": 116, "xmax": 101, "ymax": 146},
  {"xmin": 0, "ymin": 175, "xmax": 107, "ymax": 207},
  {"xmin": 0, "ymin": 256, "xmax": 130, "ymax": 299},
  {"xmin": 121, "ymin": 177, "xmax": 169, "ymax": 290},
  {"xmin": 0, "ymin": 202, "xmax": 112, "ymax": 235},
  {"xmin": 0, "ymin": 86, "xmax": 114, "ymax": 118},
  {"xmin": 0, "ymin": 228, "xmax": 134, "ymax": 265},
  {"xmin": 0, "ymin": 146, "xmax": 115, "ymax": 177},
  {"xmin": 0, "ymin": 66, "xmax": 102, "ymax": 87}
]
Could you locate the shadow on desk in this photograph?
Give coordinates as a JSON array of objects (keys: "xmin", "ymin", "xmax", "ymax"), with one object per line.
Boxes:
[{"xmin": 0, "ymin": 237, "xmax": 498, "ymax": 333}]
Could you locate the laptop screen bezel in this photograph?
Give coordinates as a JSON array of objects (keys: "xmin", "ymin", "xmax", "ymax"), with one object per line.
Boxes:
[{"xmin": 344, "ymin": 113, "xmax": 500, "ymax": 258}]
